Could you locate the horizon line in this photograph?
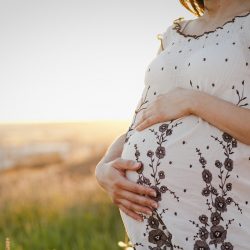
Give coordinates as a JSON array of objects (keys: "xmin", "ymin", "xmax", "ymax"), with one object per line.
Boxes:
[{"xmin": 0, "ymin": 118, "xmax": 131, "ymax": 125}]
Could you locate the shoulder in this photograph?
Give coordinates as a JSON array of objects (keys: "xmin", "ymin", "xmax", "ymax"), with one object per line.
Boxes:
[
  {"xmin": 242, "ymin": 12, "xmax": 250, "ymax": 41},
  {"xmin": 162, "ymin": 17, "xmax": 186, "ymax": 37},
  {"xmin": 243, "ymin": 11, "xmax": 250, "ymax": 25},
  {"xmin": 158, "ymin": 17, "xmax": 185, "ymax": 50}
]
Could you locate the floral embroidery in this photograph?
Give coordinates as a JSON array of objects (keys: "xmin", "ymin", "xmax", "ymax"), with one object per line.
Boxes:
[
  {"xmin": 120, "ymin": 12, "xmax": 250, "ymax": 247},
  {"xmin": 172, "ymin": 11, "xmax": 250, "ymax": 40},
  {"xmin": 232, "ymin": 80, "xmax": 248, "ymax": 107},
  {"xmin": 124, "ymin": 85, "xmax": 151, "ymax": 144},
  {"xmin": 132, "ymin": 209, "xmax": 173, "ymax": 250},
  {"xmin": 131, "ymin": 120, "xmax": 183, "ymax": 249},
  {"xmin": 190, "ymin": 132, "xmax": 243, "ymax": 248}
]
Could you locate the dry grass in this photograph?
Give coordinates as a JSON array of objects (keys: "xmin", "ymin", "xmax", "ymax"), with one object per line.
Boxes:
[
  {"xmin": 0, "ymin": 120, "xmax": 130, "ymax": 206},
  {"xmin": 5, "ymin": 238, "xmax": 10, "ymax": 250},
  {"xmin": 0, "ymin": 120, "xmax": 130, "ymax": 250}
]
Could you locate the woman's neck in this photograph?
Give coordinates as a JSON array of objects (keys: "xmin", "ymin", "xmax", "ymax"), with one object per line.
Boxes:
[{"xmin": 202, "ymin": 0, "xmax": 250, "ymax": 22}]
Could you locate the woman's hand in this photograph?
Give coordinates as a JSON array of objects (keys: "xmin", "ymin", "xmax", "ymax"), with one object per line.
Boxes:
[
  {"xmin": 95, "ymin": 158, "xmax": 159, "ymax": 221},
  {"xmin": 133, "ymin": 87, "xmax": 194, "ymax": 131}
]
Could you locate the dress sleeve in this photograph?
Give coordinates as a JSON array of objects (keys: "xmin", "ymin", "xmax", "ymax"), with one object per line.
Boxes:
[
  {"xmin": 243, "ymin": 13, "xmax": 250, "ymax": 43},
  {"xmin": 240, "ymin": 13, "xmax": 250, "ymax": 108},
  {"xmin": 241, "ymin": 13, "xmax": 250, "ymax": 61},
  {"xmin": 161, "ymin": 23, "xmax": 174, "ymax": 50},
  {"xmin": 158, "ymin": 17, "xmax": 185, "ymax": 51},
  {"xmin": 241, "ymin": 12, "xmax": 250, "ymax": 75}
]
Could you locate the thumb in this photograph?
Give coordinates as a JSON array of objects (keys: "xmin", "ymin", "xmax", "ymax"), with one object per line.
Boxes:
[{"xmin": 113, "ymin": 158, "xmax": 142, "ymax": 171}]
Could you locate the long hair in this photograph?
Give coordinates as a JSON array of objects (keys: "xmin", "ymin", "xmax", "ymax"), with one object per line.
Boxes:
[{"xmin": 179, "ymin": 0, "xmax": 205, "ymax": 17}]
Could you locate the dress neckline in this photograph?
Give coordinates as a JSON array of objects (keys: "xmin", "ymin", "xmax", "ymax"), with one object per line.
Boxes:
[{"xmin": 172, "ymin": 10, "xmax": 250, "ymax": 40}]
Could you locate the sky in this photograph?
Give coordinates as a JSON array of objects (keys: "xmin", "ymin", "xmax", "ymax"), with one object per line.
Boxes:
[{"xmin": 0, "ymin": 0, "xmax": 194, "ymax": 122}]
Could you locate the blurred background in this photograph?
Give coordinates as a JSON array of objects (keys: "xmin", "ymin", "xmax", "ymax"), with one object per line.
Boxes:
[{"xmin": 0, "ymin": 0, "xmax": 193, "ymax": 249}]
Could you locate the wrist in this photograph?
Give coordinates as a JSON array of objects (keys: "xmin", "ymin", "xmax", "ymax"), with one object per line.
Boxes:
[
  {"xmin": 188, "ymin": 89, "xmax": 203, "ymax": 115},
  {"xmin": 95, "ymin": 163, "xmax": 106, "ymax": 187}
]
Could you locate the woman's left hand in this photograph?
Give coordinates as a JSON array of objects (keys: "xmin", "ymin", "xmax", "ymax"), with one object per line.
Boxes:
[{"xmin": 133, "ymin": 87, "xmax": 196, "ymax": 131}]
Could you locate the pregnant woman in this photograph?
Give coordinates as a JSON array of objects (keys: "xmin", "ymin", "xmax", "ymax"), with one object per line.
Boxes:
[{"xmin": 95, "ymin": 0, "xmax": 250, "ymax": 249}]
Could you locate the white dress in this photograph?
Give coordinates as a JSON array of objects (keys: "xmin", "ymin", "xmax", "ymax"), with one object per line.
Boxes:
[{"xmin": 120, "ymin": 11, "xmax": 250, "ymax": 250}]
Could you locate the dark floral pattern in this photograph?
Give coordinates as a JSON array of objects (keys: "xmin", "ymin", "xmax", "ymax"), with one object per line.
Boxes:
[
  {"xmin": 214, "ymin": 196, "xmax": 227, "ymax": 212},
  {"xmin": 210, "ymin": 225, "xmax": 227, "ymax": 245},
  {"xmin": 121, "ymin": 13, "xmax": 250, "ymax": 248},
  {"xmin": 221, "ymin": 242, "xmax": 233, "ymax": 250},
  {"xmin": 202, "ymin": 169, "xmax": 213, "ymax": 184},
  {"xmin": 210, "ymin": 212, "xmax": 221, "ymax": 226},
  {"xmin": 155, "ymin": 146, "xmax": 166, "ymax": 159},
  {"xmin": 124, "ymin": 85, "xmax": 151, "ymax": 144},
  {"xmin": 158, "ymin": 171, "xmax": 165, "ymax": 179},
  {"xmin": 131, "ymin": 120, "xmax": 184, "ymax": 249},
  {"xmin": 159, "ymin": 123, "xmax": 168, "ymax": 132},
  {"xmin": 194, "ymin": 240, "xmax": 210, "ymax": 250},
  {"xmin": 199, "ymin": 215, "xmax": 208, "ymax": 225},
  {"xmin": 147, "ymin": 150, "xmax": 154, "ymax": 157},
  {"xmin": 148, "ymin": 229, "xmax": 170, "ymax": 247},
  {"xmin": 190, "ymin": 132, "xmax": 243, "ymax": 248},
  {"xmin": 234, "ymin": 80, "xmax": 248, "ymax": 107}
]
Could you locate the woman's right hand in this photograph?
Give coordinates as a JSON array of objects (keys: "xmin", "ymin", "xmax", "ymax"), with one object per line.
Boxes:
[{"xmin": 95, "ymin": 157, "xmax": 159, "ymax": 222}]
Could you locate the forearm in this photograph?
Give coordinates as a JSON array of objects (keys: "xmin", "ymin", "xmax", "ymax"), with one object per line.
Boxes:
[
  {"xmin": 191, "ymin": 90, "xmax": 250, "ymax": 145},
  {"xmin": 96, "ymin": 132, "xmax": 126, "ymax": 170}
]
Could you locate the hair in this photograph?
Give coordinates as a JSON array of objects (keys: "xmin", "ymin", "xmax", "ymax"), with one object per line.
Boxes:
[{"xmin": 179, "ymin": 0, "xmax": 205, "ymax": 17}]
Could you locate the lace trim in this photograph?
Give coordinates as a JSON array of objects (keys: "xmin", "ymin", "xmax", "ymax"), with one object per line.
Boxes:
[{"xmin": 172, "ymin": 10, "xmax": 250, "ymax": 39}]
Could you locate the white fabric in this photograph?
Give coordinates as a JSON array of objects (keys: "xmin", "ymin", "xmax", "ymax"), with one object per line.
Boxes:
[{"xmin": 120, "ymin": 11, "xmax": 250, "ymax": 250}]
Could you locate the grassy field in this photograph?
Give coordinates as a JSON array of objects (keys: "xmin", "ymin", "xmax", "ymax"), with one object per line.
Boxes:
[
  {"xmin": 0, "ymin": 121, "xmax": 131, "ymax": 250},
  {"xmin": 0, "ymin": 201, "xmax": 124, "ymax": 250}
]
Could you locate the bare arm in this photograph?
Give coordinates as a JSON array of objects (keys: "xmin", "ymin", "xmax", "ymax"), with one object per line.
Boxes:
[
  {"xmin": 191, "ymin": 90, "xmax": 250, "ymax": 145},
  {"xmin": 95, "ymin": 132, "xmax": 158, "ymax": 222},
  {"xmin": 135, "ymin": 33, "xmax": 250, "ymax": 143},
  {"xmin": 95, "ymin": 45, "xmax": 165, "ymax": 221},
  {"xmin": 134, "ymin": 87, "xmax": 250, "ymax": 145},
  {"xmin": 95, "ymin": 133, "xmax": 126, "ymax": 171}
]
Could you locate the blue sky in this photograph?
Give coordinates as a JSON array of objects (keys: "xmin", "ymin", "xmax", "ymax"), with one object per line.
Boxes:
[{"xmin": 0, "ymin": 0, "xmax": 194, "ymax": 122}]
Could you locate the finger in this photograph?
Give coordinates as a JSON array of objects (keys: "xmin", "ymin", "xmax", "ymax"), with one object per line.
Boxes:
[
  {"xmin": 118, "ymin": 204, "xmax": 143, "ymax": 222},
  {"xmin": 118, "ymin": 178, "xmax": 157, "ymax": 198},
  {"xmin": 133, "ymin": 116, "xmax": 142, "ymax": 128},
  {"xmin": 135, "ymin": 110, "xmax": 155, "ymax": 128},
  {"xmin": 119, "ymin": 198, "xmax": 153, "ymax": 216},
  {"xmin": 118, "ymin": 198, "xmax": 152, "ymax": 214},
  {"xmin": 113, "ymin": 158, "xmax": 141, "ymax": 171},
  {"xmin": 118, "ymin": 189, "xmax": 158, "ymax": 209},
  {"xmin": 134, "ymin": 109, "xmax": 151, "ymax": 127},
  {"xmin": 134, "ymin": 116, "xmax": 157, "ymax": 131}
]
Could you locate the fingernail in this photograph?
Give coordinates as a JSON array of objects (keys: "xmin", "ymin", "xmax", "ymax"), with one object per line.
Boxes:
[
  {"xmin": 137, "ymin": 217, "xmax": 143, "ymax": 222},
  {"xmin": 136, "ymin": 162, "xmax": 141, "ymax": 167},
  {"xmin": 152, "ymin": 202, "xmax": 158, "ymax": 208},
  {"xmin": 151, "ymin": 191, "xmax": 157, "ymax": 197},
  {"xmin": 146, "ymin": 210, "xmax": 152, "ymax": 216}
]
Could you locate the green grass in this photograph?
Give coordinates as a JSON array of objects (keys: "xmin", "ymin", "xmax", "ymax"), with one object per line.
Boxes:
[{"xmin": 0, "ymin": 202, "xmax": 125, "ymax": 250}]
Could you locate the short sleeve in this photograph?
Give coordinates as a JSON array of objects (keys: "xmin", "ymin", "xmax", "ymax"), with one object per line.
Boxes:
[
  {"xmin": 158, "ymin": 17, "xmax": 185, "ymax": 51},
  {"xmin": 239, "ymin": 13, "xmax": 250, "ymax": 65},
  {"xmin": 239, "ymin": 13, "xmax": 250, "ymax": 110},
  {"xmin": 160, "ymin": 23, "xmax": 174, "ymax": 51},
  {"xmin": 242, "ymin": 12, "xmax": 250, "ymax": 42}
]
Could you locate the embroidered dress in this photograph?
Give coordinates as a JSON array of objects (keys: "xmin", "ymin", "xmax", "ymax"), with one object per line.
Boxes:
[{"xmin": 119, "ymin": 11, "xmax": 250, "ymax": 250}]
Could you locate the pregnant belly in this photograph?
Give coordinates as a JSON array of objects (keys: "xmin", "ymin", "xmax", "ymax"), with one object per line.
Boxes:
[
  {"xmin": 120, "ymin": 115, "xmax": 204, "ymax": 249},
  {"xmin": 121, "ymin": 115, "xmax": 201, "ymax": 184},
  {"xmin": 119, "ymin": 115, "xmax": 250, "ymax": 249}
]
